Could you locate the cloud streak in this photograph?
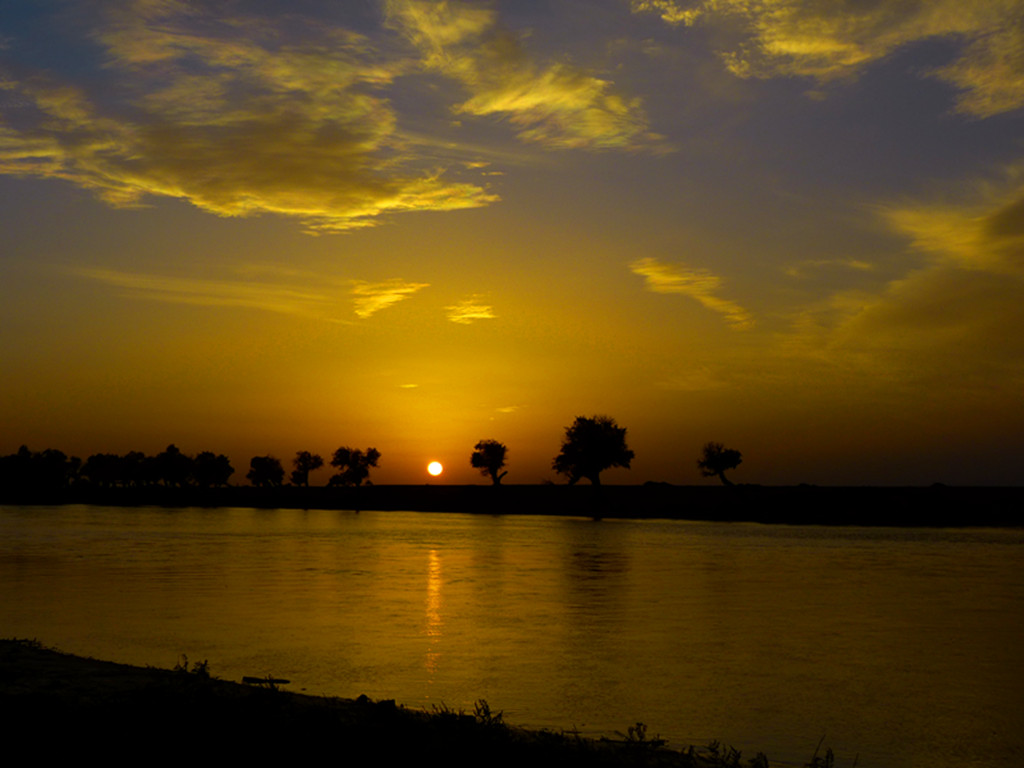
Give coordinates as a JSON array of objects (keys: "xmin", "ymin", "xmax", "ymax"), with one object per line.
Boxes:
[
  {"xmin": 74, "ymin": 267, "xmax": 350, "ymax": 322},
  {"xmin": 779, "ymin": 163, "xmax": 1024, "ymax": 386},
  {"xmin": 880, "ymin": 165, "xmax": 1024, "ymax": 276},
  {"xmin": 387, "ymin": 0, "xmax": 659, "ymax": 150},
  {"xmin": 632, "ymin": 0, "xmax": 1024, "ymax": 118},
  {"xmin": 351, "ymin": 279, "xmax": 430, "ymax": 319},
  {"xmin": 630, "ymin": 257, "xmax": 753, "ymax": 329},
  {"xmin": 446, "ymin": 296, "xmax": 496, "ymax": 324},
  {"xmin": 76, "ymin": 267, "xmax": 433, "ymax": 322}
]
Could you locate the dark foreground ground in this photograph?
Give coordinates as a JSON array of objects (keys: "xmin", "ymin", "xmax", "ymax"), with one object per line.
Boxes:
[
  {"xmin": 1, "ymin": 639, "xmax": 796, "ymax": 766},
  {"xmin": 3, "ymin": 483, "xmax": 1022, "ymax": 526}
]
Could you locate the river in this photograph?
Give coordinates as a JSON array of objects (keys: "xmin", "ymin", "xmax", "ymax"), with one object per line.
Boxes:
[{"xmin": 1, "ymin": 504, "xmax": 1021, "ymax": 767}]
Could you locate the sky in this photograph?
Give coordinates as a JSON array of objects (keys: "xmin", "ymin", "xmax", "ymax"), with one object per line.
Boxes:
[{"xmin": 2, "ymin": 0, "xmax": 1024, "ymax": 486}]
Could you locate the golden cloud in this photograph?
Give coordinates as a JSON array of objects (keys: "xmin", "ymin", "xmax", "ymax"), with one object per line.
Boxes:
[
  {"xmin": 0, "ymin": 2, "xmax": 498, "ymax": 232},
  {"xmin": 632, "ymin": 0, "xmax": 1024, "ymax": 117},
  {"xmin": 387, "ymin": 0, "xmax": 658, "ymax": 150},
  {"xmin": 630, "ymin": 0, "xmax": 702, "ymax": 26},
  {"xmin": 446, "ymin": 296, "xmax": 496, "ymax": 324},
  {"xmin": 781, "ymin": 165, "xmax": 1024, "ymax": 385},
  {"xmin": 630, "ymin": 257, "xmax": 753, "ymax": 329},
  {"xmin": 880, "ymin": 169, "xmax": 1024, "ymax": 276},
  {"xmin": 351, "ymin": 279, "xmax": 430, "ymax": 319}
]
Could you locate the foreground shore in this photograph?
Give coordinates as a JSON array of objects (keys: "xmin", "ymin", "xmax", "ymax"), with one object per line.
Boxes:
[
  {"xmin": 1, "ymin": 639, "xmax": 794, "ymax": 766},
  {"xmin": 3, "ymin": 483, "xmax": 1023, "ymax": 526}
]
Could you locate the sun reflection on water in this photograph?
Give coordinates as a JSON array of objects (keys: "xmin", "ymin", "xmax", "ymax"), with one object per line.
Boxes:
[{"xmin": 425, "ymin": 548, "xmax": 443, "ymax": 677}]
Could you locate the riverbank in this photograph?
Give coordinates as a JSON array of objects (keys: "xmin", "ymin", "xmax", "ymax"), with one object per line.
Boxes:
[
  {"xmin": 3, "ymin": 483, "xmax": 1022, "ymax": 526},
  {"xmin": 1, "ymin": 639, "xmax": 784, "ymax": 766}
]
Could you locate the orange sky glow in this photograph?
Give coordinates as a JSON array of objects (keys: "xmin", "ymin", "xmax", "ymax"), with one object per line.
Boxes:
[{"xmin": 2, "ymin": 0, "xmax": 1024, "ymax": 485}]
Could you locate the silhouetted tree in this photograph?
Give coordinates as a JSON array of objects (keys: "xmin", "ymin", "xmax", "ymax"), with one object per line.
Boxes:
[
  {"xmin": 697, "ymin": 442, "xmax": 742, "ymax": 486},
  {"xmin": 329, "ymin": 447, "xmax": 380, "ymax": 487},
  {"xmin": 156, "ymin": 444, "xmax": 194, "ymax": 487},
  {"xmin": 290, "ymin": 451, "xmax": 324, "ymax": 487},
  {"xmin": 552, "ymin": 415, "xmax": 634, "ymax": 486},
  {"xmin": 0, "ymin": 446, "xmax": 80, "ymax": 490},
  {"xmin": 0, "ymin": 448, "xmax": 28, "ymax": 489},
  {"xmin": 247, "ymin": 455, "xmax": 284, "ymax": 487},
  {"xmin": 193, "ymin": 451, "xmax": 234, "ymax": 487},
  {"xmin": 471, "ymin": 439, "xmax": 508, "ymax": 485}
]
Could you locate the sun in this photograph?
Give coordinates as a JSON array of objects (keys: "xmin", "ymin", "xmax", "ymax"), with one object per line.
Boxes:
[{"xmin": 427, "ymin": 461, "xmax": 443, "ymax": 477}]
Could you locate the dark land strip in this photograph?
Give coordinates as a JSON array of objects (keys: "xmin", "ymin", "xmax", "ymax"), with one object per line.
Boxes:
[{"xmin": 2, "ymin": 484, "xmax": 1022, "ymax": 526}]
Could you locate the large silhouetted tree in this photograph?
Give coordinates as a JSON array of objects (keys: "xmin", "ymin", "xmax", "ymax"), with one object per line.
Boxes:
[
  {"xmin": 291, "ymin": 451, "xmax": 324, "ymax": 487},
  {"xmin": 552, "ymin": 415, "xmax": 634, "ymax": 486},
  {"xmin": 697, "ymin": 442, "xmax": 742, "ymax": 486},
  {"xmin": 193, "ymin": 451, "xmax": 235, "ymax": 487},
  {"xmin": 329, "ymin": 447, "xmax": 380, "ymax": 487},
  {"xmin": 471, "ymin": 439, "xmax": 508, "ymax": 485},
  {"xmin": 247, "ymin": 455, "xmax": 284, "ymax": 487}
]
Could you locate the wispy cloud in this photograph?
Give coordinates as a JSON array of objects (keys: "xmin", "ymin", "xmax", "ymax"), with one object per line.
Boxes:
[
  {"xmin": 879, "ymin": 165, "xmax": 1024, "ymax": 276},
  {"xmin": 351, "ymin": 279, "xmax": 430, "ymax": 319},
  {"xmin": 75, "ymin": 265, "xmax": 434, "ymax": 322},
  {"xmin": 779, "ymin": 165, "xmax": 1024, "ymax": 384},
  {"xmin": 0, "ymin": 1, "xmax": 498, "ymax": 232},
  {"xmin": 784, "ymin": 258, "xmax": 875, "ymax": 279},
  {"xmin": 446, "ymin": 296, "xmax": 496, "ymax": 324},
  {"xmin": 632, "ymin": 0, "xmax": 1024, "ymax": 118},
  {"xmin": 387, "ymin": 0, "xmax": 661, "ymax": 151},
  {"xmin": 630, "ymin": 257, "xmax": 753, "ymax": 329},
  {"xmin": 73, "ymin": 267, "xmax": 351, "ymax": 321}
]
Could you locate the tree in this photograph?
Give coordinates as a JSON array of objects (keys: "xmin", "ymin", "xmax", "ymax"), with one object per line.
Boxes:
[
  {"xmin": 329, "ymin": 447, "xmax": 380, "ymax": 487},
  {"xmin": 697, "ymin": 442, "xmax": 742, "ymax": 486},
  {"xmin": 121, "ymin": 451, "xmax": 148, "ymax": 487},
  {"xmin": 247, "ymin": 455, "xmax": 284, "ymax": 487},
  {"xmin": 290, "ymin": 451, "xmax": 324, "ymax": 487},
  {"xmin": 470, "ymin": 439, "xmax": 508, "ymax": 485},
  {"xmin": 155, "ymin": 444, "xmax": 194, "ymax": 487},
  {"xmin": 552, "ymin": 415, "xmax": 634, "ymax": 486},
  {"xmin": 193, "ymin": 451, "xmax": 235, "ymax": 487},
  {"xmin": 82, "ymin": 453, "xmax": 125, "ymax": 487},
  {"xmin": 5, "ymin": 446, "xmax": 81, "ymax": 489}
]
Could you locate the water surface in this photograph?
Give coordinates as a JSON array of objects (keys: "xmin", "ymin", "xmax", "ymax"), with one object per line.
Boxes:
[{"xmin": 2, "ymin": 505, "xmax": 1021, "ymax": 767}]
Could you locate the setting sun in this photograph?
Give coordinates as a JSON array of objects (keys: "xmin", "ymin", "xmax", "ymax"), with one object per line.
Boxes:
[{"xmin": 427, "ymin": 461, "xmax": 443, "ymax": 477}]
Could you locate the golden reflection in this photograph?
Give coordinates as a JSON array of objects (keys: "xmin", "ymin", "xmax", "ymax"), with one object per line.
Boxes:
[{"xmin": 425, "ymin": 549, "xmax": 443, "ymax": 676}]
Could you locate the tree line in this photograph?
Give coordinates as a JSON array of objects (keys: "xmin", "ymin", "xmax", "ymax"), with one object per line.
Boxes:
[
  {"xmin": 0, "ymin": 444, "xmax": 383, "ymax": 491},
  {"xmin": 0, "ymin": 415, "xmax": 743, "ymax": 491}
]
